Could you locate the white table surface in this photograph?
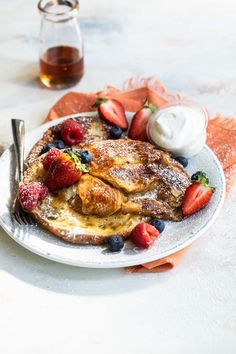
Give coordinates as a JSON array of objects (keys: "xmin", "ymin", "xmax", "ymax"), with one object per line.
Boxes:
[{"xmin": 0, "ymin": 1, "xmax": 236, "ymax": 353}]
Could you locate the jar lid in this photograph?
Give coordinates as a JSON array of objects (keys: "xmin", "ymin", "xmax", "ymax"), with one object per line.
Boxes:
[{"xmin": 38, "ymin": 0, "xmax": 79, "ymax": 21}]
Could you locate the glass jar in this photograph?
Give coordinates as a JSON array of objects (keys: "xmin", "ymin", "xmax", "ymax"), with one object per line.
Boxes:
[{"xmin": 38, "ymin": 0, "xmax": 84, "ymax": 89}]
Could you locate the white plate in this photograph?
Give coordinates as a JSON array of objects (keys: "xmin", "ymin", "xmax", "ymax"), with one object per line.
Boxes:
[{"xmin": 0, "ymin": 113, "xmax": 226, "ymax": 268}]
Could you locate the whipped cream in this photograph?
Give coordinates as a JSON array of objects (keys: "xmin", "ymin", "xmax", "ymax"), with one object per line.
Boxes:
[{"xmin": 147, "ymin": 104, "xmax": 207, "ymax": 158}]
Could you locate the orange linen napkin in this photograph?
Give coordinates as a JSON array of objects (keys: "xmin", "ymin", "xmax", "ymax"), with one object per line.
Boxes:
[{"xmin": 45, "ymin": 77, "xmax": 236, "ymax": 272}]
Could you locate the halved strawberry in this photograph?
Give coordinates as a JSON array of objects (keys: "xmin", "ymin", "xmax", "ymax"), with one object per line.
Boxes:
[
  {"xmin": 182, "ymin": 171, "xmax": 214, "ymax": 217},
  {"xmin": 130, "ymin": 222, "xmax": 159, "ymax": 249},
  {"xmin": 128, "ymin": 100, "xmax": 157, "ymax": 141},
  {"xmin": 92, "ymin": 98, "xmax": 128, "ymax": 130},
  {"xmin": 45, "ymin": 151, "xmax": 87, "ymax": 191},
  {"xmin": 42, "ymin": 147, "xmax": 61, "ymax": 171}
]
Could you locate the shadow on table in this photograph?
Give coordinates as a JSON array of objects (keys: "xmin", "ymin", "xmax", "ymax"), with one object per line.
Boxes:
[{"xmin": 0, "ymin": 227, "xmax": 169, "ymax": 296}]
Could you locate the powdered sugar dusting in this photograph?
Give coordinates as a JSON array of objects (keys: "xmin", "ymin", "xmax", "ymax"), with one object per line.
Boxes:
[{"xmin": 0, "ymin": 113, "xmax": 226, "ymax": 266}]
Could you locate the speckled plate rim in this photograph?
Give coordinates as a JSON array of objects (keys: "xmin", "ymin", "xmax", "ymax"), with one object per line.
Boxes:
[{"xmin": 0, "ymin": 113, "xmax": 226, "ymax": 268}]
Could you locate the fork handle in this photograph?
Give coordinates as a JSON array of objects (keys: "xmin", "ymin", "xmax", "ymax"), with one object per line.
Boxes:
[{"xmin": 11, "ymin": 119, "xmax": 25, "ymax": 183}]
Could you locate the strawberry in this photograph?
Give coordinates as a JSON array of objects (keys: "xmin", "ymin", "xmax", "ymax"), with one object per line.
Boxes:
[
  {"xmin": 182, "ymin": 171, "xmax": 215, "ymax": 217},
  {"xmin": 130, "ymin": 222, "xmax": 159, "ymax": 249},
  {"xmin": 128, "ymin": 100, "xmax": 157, "ymax": 141},
  {"xmin": 61, "ymin": 120, "xmax": 84, "ymax": 146},
  {"xmin": 18, "ymin": 182, "xmax": 48, "ymax": 211},
  {"xmin": 42, "ymin": 147, "xmax": 61, "ymax": 171},
  {"xmin": 92, "ymin": 98, "xmax": 128, "ymax": 130},
  {"xmin": 45, "ymin": 151, "xmax": 87, "ymax": 191}
]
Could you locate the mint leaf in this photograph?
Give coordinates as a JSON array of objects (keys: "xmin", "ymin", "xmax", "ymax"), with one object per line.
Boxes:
[{"xmin": 66, "ymin": 151, "xmax": 88, "ymax": 173}]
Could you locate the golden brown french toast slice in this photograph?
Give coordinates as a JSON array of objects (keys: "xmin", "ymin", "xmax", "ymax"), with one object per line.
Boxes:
[
  {"xmin": 84, "ymin": 139, "xmax": 190, "ymax": 206},
  {"xmin": 23, "ymin": 157, "xmax": 147, "ymax": 244},
  {"xmin": 23, "ymin": 116, "xmax": 190, "ymax": 244},
  {"xmin": 26, "ymin": 114, "xmax": 115, "ymax": 167},
  {"xmin": 76, "ymin": 174, "xmax": 125, "ymax": 216}
]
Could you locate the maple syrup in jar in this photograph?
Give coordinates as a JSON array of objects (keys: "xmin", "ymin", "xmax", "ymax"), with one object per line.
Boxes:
[
  {"xmin": 38, "ymin": 0, "xmax": 84, "ymax": 89},
  {"xmin": 40, "ymin": 45, "xmax": 84, "ymax": 88}
]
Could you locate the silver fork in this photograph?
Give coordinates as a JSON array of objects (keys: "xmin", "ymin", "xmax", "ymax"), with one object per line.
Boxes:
[{"xmin": 11, "ymin": 119, "xmax": 35, "ymax": 226}]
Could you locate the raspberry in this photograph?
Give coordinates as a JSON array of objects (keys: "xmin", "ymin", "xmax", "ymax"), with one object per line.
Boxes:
[
  {"xmin": 61, "ymin": 120, "xmax": 84, "ymax": 146},
  {"xmin": 18, "ymin": 182, "xmax": 48, "ymax": 211},
  {"xmin": 42, "ymin": 147, "xmax": 61, "ymax": 171},
  {"xmin": 130, "ymin": 222, "xmax": 159, "ymax": 249},
  {"xmin": 38, "ymin": 184, "xmax": 49, "ymax": 200}
]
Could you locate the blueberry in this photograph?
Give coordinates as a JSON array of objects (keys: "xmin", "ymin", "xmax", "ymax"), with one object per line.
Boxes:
[
  {"xmin": 174, "ymin": 156, "xmax": 188, "ymax": 167},
  {"xmin": 191, "ymin": 172, "xmax": 200, "ymax": 181},
  {"xmin": 79, "ymin": 150, "xmax": 93, "ymax": 164},
  {"xmin": 109, "ymin": 127, "xmax": 122, "ymax": 139},
  {"xmin": 191, "ymin": 171, "xmax": 207, "ymax": 181},
  {"xmin": 191, "ymin": 171, "xmax": 209, "ymax": 184},
  {"xmin": 107, "ymin": 235, "xmax": 124, "ymax": 252},
  {"xmin": 53, "ymin": 139, "xmax": 65, "ymax": 149},
  {"xmin": 39, "ymin": 143, "xmax": 54, "ymax": 155},
  {"xmin": 149, "ymin": 219, "xmax": 165, "ymax": 233}
]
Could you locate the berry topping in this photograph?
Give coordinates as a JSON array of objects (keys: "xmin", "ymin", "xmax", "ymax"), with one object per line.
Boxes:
[
  {"xmin": 130, "ymin": 222, "xmax": 159, "ymax": 249},
  {"xmin": 182, "ymin": 171, "xmax": 214, "ymax": 217},
  {"xmin": 45, "ymin": 151, "xmax": 87, "ymax": 191},
  {"xmin": 42, "ymin": 147, "xmax": 61, "ymax": 171},
  {"xmin": 191, "ymin": 171, "xmax": 208, "ymax": 184},
  {"xmin": 79, "ymin": 150, "xmax": 93, "ymax": 164},
  {"xmin": 18, "ymin": 182, "xmax": 48, "ymax": 211},
  {"xmin": 109, "ymin": 126, "xmax": 123, "ymax": 139},
  {"xmin": 53, "ymin": 139, "xmax": 65, "ymax": 149},
  {"xmin": 107, "ymin": 235, "xmax": 124, "ymax": 252},
  {"xmin": 92, "ymin": 98, "xmax": 128, "ymax": 130},
  {"xmin": 174, "ymin": 156, "xmax": 188, "ymax": 167},
  {"xmin": 149, "ymin": 219, "xmax": 165, "ymax": 233},
  {"xmin": 61, "ymin": 120, "xmax": 84, "ymax": 146},
  {"xmin": 40, "ymin": 143, "xmax": 54, "ymax": 155},
  {"xmin": 128, "ymin": 100, "xmax": 157, "ymax": 141}
]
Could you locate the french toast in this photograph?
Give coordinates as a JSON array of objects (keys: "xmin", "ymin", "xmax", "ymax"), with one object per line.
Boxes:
[
  {"xmin": 25, "ymin": 115, "xmax": 114, "ymax": 167},
  {"xmin": 23, "ymin": 114, "xmax": 190, "ymax": 244}
]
